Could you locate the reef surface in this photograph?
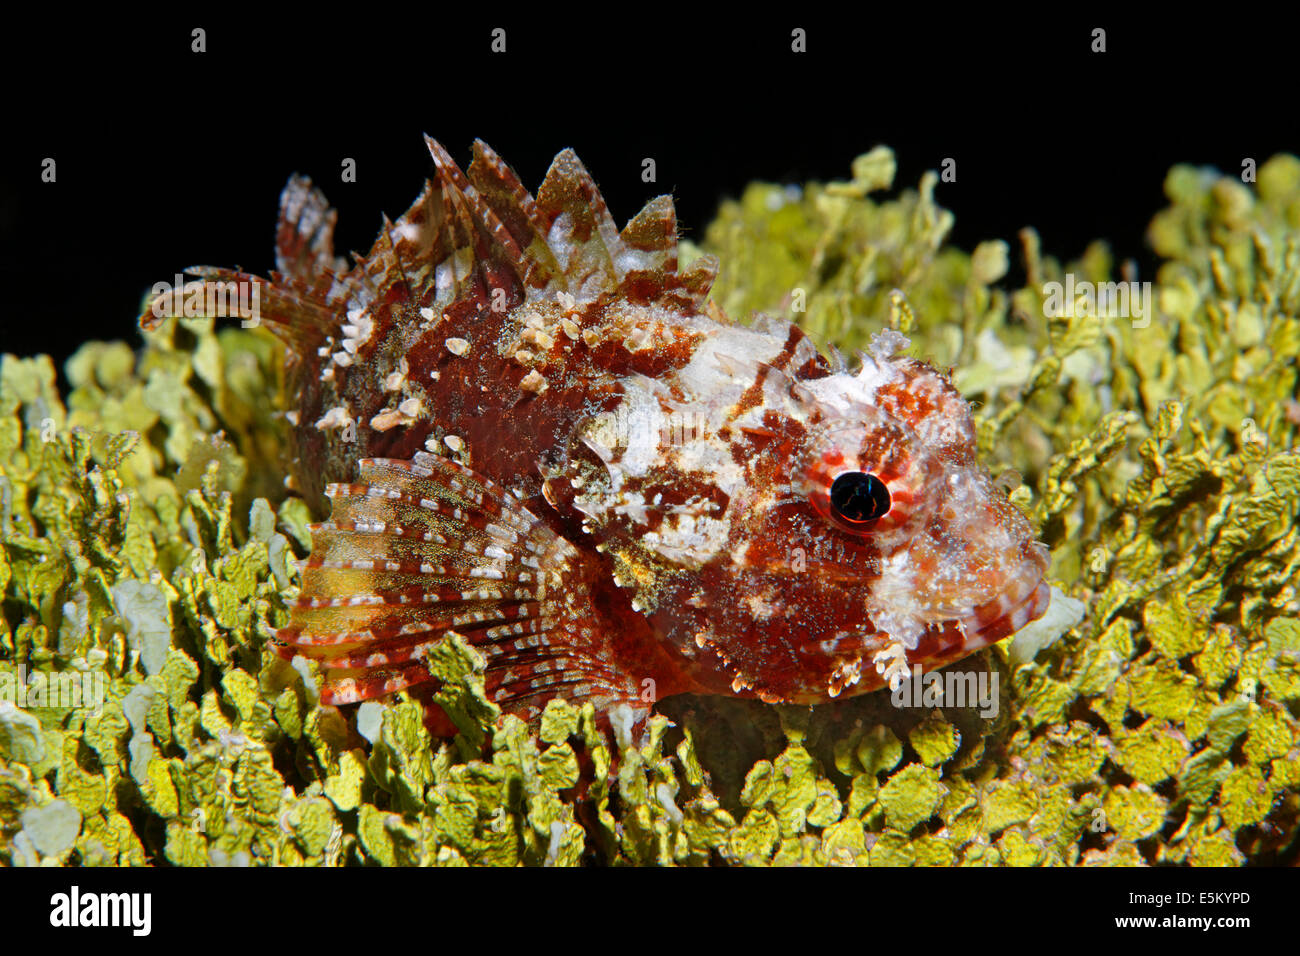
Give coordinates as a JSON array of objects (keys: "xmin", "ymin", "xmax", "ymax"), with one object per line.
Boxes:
[{"xmin": 1, "ymin": 149, "xmax": 1297, "ymax": 865}]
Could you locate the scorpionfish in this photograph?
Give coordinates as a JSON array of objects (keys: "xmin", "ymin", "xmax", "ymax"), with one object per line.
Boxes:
[{"xmin": 142, "ymin": 137, "xmax": 1050, "ymax": 733}]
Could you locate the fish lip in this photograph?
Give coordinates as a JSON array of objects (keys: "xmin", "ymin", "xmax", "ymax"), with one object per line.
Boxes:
[{"xmin": 953, "ymin": 576, "xmax": 1051, "ymax": 646}]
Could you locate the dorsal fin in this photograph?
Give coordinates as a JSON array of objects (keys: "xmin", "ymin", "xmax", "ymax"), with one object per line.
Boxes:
[
  {"xmin": 533, "ymin": 147, "xmax": 625, "ymax": 299},
  {"xmin": 275, "ymin": 175, "xmax": 347, "ymax": 281},
  {"xmin": 466, "ymin": 138, "xmax": 565, "ymax": 293},
  {"xmin": 139, "ymin": 137, "xmax": 723, "ymax": 354}
]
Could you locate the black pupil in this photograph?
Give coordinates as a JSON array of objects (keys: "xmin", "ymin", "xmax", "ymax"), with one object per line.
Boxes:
[{"xmin": 830, "ymin": 472, "xmax": 891, "ymax": 523}]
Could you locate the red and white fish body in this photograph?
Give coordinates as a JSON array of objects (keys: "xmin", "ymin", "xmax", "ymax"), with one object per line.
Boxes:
[{"xmin": 144, "ymin": 138, "xmax": 1050, "ymax": 730}]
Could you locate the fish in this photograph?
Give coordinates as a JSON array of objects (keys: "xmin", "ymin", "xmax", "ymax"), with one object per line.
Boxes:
[{"xmin": 141, "ymin": 137, "xmax": 1051, "ymax": 734}]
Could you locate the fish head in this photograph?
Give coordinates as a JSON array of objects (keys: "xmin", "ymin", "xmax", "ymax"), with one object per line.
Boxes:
[{"xmin": 567, "ymin": 327, "xmax": 1050, "ymax": 702}]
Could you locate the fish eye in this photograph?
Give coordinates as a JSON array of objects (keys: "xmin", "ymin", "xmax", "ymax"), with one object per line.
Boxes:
[{"xmin": 829, "ymin": 471, "xmax": 891, "ymax": 524}]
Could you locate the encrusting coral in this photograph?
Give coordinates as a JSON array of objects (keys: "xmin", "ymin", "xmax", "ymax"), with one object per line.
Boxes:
[{"xmin": 1, "ymin": 149, "xmax": 1297, "ymax": 865}]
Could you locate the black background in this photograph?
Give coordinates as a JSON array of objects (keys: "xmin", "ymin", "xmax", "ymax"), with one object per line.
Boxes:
[
  {"xmin": 1, "ymin": 10, "xmax": 1292, "ymax": 380},
  {"xmin": 6, "ymin": 863, "xmax": 1282, "ymax": 941}
]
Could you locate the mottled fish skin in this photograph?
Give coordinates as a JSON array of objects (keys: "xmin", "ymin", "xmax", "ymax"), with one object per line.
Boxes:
[{"xmin": 141, "ymin": 138, "xmax": 1050, "ymax": 729}]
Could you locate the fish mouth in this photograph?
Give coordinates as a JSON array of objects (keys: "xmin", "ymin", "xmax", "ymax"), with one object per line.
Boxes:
[
  {"xmin": 952, "ymin": 576, "xmax": 1051, "ymax": 649},
  {"xmin": 873, "ymin": 571, "xmax": 1051, "ymax": 684}
]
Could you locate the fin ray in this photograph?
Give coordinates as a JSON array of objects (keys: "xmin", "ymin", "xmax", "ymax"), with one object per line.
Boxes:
[
  {"xmin": 278, "ymin": 452, "xmax": 645, "ymax": 719},
  {"xmin": 275, "ymin": 175, "xmax": 348, "ymax": 280},
  {"xmin": 139, "ymin": 138, "xmax": 724, "ymax": 355}
]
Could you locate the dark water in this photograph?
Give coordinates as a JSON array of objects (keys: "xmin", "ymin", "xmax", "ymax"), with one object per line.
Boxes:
[{"xmin": 2, "ymin": 10, "xmax": 1292, "ymax": 382}]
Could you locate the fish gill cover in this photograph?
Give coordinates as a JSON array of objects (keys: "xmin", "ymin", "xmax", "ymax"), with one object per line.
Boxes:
[{"xmin": 0, "ymin": 149, "xmax": 1297, "ymax": 866}]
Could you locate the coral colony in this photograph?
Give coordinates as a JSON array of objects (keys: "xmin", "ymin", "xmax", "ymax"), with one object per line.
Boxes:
[{"xmin": 1, "ymin": 144, "xmax": 1297, "ymax": 866}]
